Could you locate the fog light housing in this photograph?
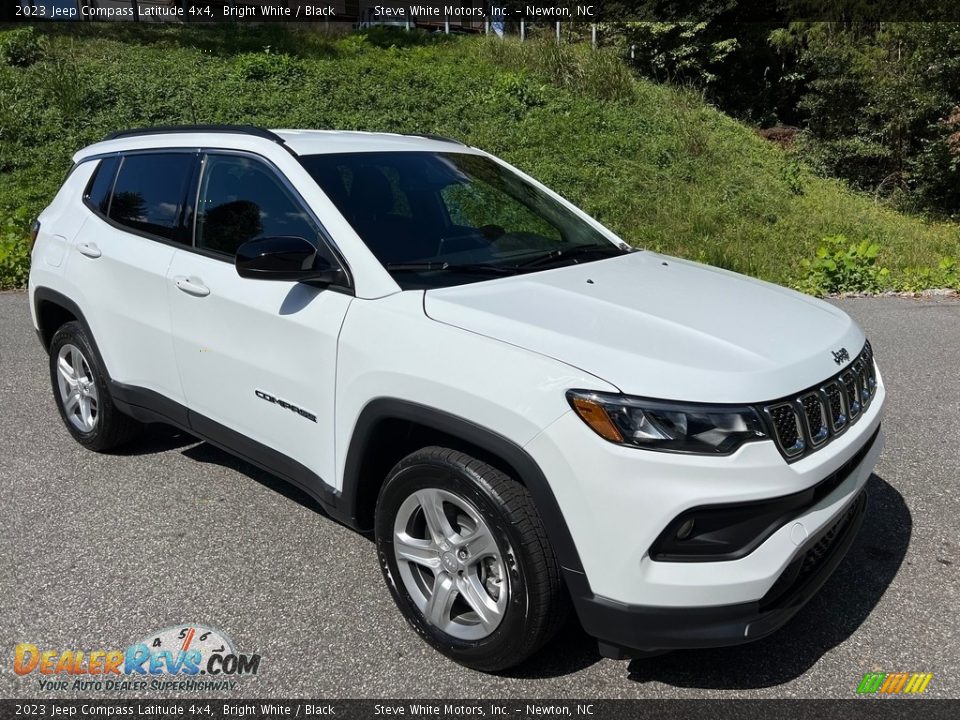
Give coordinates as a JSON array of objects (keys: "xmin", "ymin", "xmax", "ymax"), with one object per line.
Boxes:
[{"xmin": 675, "ymin": 518, "xmax": 695, "ymax": 540}]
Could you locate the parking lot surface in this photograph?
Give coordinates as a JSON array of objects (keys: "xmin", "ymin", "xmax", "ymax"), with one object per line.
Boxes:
[{"xmin": 1, "ymin": 291, "xmax": 957, "ymax": 698}]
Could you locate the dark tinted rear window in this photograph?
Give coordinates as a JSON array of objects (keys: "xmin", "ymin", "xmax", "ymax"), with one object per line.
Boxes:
[
  {"xmin": 109, "ymin": 153, "xmax": 194, "ymax": 241},
  {"xmin": 84, "ymin": 156, "xmax": 119, "ymax": 215}
]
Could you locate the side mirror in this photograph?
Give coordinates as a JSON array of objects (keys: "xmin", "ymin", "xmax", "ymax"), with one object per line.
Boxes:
[{"xmin": 235, "ymin": 236, "xmax": 344, "ymax": 285}]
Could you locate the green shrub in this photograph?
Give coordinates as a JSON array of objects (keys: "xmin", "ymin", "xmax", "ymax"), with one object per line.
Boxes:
[
  {"xmin": 893, "ymin": 257, "xmax": 960, "ymax": 292},
  {"xmin": 0, "ymin": 26, "xmax": 46, "ymax": 68},
  {"xmin": 233, "ymin": 49, "xmax": 304, "ymax": 82},
  {"xmin": 479, "ymin": 38, "xmax": 634, "ymax": 102},
  {"xmin": 796, "ymin": 235, "xmax": 891, "ymax": 296},
  {"xmin": 0, "ymin": 209, "xmax": 31, "ymax": 290},
  {"xmin": 485, "ymin": 72, "xmax": 546, "ymax": 119}
]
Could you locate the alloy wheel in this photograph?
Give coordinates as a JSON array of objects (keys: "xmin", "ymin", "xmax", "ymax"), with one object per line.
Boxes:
[
  {"xmin": 392, "ymin": 487, "xmax": 509, "ymax": 641},
  {"xmin": 55, "ymin": 343, "xmax": 99, "ymax": 433}
]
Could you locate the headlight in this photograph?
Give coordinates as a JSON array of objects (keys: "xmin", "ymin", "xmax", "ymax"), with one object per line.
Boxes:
[{"xmin": 566, "ymin": 390, "xmax": 768, "ymax": 455}]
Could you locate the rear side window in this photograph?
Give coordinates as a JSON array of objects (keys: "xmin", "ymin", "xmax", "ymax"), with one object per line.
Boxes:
[
  {"xmin": 109, "ymin": 153, "xmax": 194, "ymax": 241},
  {"xmin": 83, "ymin": 156, "xmax": 119, "ymax": 215}
]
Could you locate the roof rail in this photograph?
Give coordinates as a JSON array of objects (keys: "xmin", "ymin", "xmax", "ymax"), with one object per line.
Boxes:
[
  {"xmin": 415, "ymin": 133, "xmax": 466, "ymax": 146},
  {"xmin": 102, "ymin": 125, "xmax": 286, "ymax": 144}
]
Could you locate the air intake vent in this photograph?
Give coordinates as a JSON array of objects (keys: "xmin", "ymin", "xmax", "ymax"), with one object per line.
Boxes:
[
  {"xmin": 766, "ymin": 404, "xmax": 805, "ymax": 457},
  {"xmin": 800, "ymin": 392, "xmax": 829, "ymax": 446},
  {"xmin": 823, "ymin": 380, "xmax": 847, "ymax": 432},
  {"xmin": 841, "ymin": 371, "xmax": 861, "ymax": 420}
]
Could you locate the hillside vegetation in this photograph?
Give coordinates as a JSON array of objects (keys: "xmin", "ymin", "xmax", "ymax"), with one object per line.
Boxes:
[{"xmin": 1, "ymin": 24, "xmax": 958, "ymax": 292}]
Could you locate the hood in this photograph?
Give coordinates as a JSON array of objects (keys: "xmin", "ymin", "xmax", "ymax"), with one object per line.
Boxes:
[{"xmin": 424, "ymin": 251, "xmax": 865, "ymax": 404}]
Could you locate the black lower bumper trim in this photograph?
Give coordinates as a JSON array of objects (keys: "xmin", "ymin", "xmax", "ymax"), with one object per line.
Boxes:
[{"xmin": 569, "ymin": 489, "xmax": 867, "ymax": 657}]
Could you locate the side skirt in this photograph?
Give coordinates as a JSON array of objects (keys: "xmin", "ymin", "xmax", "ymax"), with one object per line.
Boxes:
[{"xmin": 109, "ymin": 381, "xmax": 346, "ymax": 524}]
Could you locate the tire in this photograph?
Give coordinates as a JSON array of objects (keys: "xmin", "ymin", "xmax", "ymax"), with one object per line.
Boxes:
[
  {"xmin": 48, "ymin": 321, "xmax": 142, "ymax": 451},
  {"xmin": 375, "ymin": 446, "xmax": 568, "ymax": 671}
]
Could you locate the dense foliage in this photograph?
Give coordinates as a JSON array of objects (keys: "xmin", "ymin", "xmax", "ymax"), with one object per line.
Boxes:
[
  {"xmin": 613, "ymin": 18, "xmax": 960, "ymax": 216},
  {"xmin": 0, "ymin": 23, "xmax": 957, "ymax": 293}
]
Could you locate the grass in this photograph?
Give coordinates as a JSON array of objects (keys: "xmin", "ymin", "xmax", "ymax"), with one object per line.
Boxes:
[{"xmin": 0, "ymin": 24, "xmax": 958, "ymax": 290}]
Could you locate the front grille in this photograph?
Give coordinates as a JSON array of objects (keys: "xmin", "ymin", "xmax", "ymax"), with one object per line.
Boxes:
[{"xmin": 763, "ymin": 341, "xmax": 877, "ymax": 461}]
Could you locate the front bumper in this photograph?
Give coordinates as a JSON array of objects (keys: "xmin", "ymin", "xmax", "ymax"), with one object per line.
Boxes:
[
  {"xmin": 524, "ymin": 376, "xmax": 885, "ymax": 653},
  {"xmin": 571, "ymin": 488, "xmax": 867, "ymax": 656}
]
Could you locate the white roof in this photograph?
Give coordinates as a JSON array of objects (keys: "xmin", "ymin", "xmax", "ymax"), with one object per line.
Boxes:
[
  {"xmin": 273, "ymin": 129, "xmax": 476, "ymax": 155},
  {"xmin": 74, "ymin": 128, "xmax": 476, "ymax": 163}
]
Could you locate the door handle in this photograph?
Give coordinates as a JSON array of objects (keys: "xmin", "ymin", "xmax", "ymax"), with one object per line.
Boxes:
[
  {"xmin": 76, "ymin": 242, "xmax": 101, "ymax": 259},
  {"xmin": 174, "ymin": 276, "xmax": 211, "ymax": 298}
]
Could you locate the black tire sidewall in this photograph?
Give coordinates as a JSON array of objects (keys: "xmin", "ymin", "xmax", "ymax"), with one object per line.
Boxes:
[{"xmin": 376, "ymin": 455, "xmax": 538, "ymax": 670}]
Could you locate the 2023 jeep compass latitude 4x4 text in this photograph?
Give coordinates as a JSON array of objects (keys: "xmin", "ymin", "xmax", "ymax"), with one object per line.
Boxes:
[{"xmin": 29, "ymin": 126, "xmax": 885, "ymax": 671}]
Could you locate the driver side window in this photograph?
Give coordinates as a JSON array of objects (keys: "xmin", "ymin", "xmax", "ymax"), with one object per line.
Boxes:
[{"xmin": 196, "ymin": 154, "xmax": 319, "ymax": 257}]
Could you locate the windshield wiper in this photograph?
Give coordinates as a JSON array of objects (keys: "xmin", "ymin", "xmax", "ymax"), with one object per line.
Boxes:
[
  {"xmin": 514, "ymin": 243, "xmax": 624, "ymax": 270},
  {"xmin": 385, "ymin": 261, "xmax": 448, "ymax": 272},
  {"xmin": 385, "ymin": 261, "xmax": 517, "ymax": 275},
  {"xmin": 384, "ymin": 245, "xmax": 624, "ymax": 276}
]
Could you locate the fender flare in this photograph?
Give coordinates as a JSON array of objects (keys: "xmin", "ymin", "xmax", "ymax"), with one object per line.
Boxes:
[
  {"xmin": 33, "ymin": 287, "xmax": 105, "ymax": 366},
  {"xmin": 341, "ymin": 398, "xmax": 588, "ymax": 580}
]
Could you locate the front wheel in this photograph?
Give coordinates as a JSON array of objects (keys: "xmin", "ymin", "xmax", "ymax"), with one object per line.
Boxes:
[{"xmin": 375, "ymin": 446, "xmax": 568, "ymax": 671}]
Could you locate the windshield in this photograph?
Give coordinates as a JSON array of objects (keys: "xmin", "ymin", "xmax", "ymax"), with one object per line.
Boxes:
[{"xmin": 299, "ymin": 151, "xmax": 629, "ymax": 289}]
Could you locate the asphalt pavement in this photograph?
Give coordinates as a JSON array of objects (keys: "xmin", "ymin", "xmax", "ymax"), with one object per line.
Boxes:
[{"xmin": 1, "ymin": 290, "xmax": 957, "ymax": 699}]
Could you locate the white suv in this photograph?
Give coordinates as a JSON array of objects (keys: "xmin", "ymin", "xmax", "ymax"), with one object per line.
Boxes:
[{"xmin": 29, "ymin": 126, "xmax": 885, "ymax": 671}]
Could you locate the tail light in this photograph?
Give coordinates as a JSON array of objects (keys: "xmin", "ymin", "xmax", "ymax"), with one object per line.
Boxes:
[{"xmin": 28, "ymin": 221, "xmax": 40, "ymax": 254}]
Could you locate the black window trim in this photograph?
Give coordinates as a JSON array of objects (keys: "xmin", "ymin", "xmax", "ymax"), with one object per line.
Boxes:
[
  {"xmin": 76, "ymin": 146, "xmax": 354, "ymax": 294},
  {"xmin": 81, "ymin": 154, "xmax": 120, "ymax": 218}
]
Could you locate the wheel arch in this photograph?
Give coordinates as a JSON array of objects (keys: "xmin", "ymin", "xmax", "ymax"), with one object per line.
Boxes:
[
  {"xmin": 33, "ymin": 287, "xmax": 105, "ymax": 362},
  {"xmin": 341, "ymin": 398, "xmax": 587, "ymax": 578},
  {"xmin": 33, "ymin": 287, "xmax": 119, "ymax": 390}
]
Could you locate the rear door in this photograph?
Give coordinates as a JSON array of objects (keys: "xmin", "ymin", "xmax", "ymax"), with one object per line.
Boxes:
[
  {"xmin": 166, "ymin": 151, "xmax": 352, "ymax": 493},
  {"xmin": 66, "ymin": 151, "xmax": 196, "ymax": 405}
]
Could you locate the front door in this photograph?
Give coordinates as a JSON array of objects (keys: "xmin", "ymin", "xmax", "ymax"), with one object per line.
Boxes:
[{"xmin": 166, "ymin": 152, "xmax": 352, "ymax": 494}]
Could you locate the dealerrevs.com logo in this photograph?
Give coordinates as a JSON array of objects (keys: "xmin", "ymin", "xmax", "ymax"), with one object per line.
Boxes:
[
  {"xmin": 14, "ymin": 624, "xmax": 261, "ymax": 692},
  {"xmin": 856, "ymin": 672, "xmax": 934, "ymax": 696}
]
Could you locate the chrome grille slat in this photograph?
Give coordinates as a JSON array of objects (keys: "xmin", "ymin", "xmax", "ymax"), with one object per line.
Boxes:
[{"xmin": 762, "ymin": 342, "xmax": 875, "ymax": 461}]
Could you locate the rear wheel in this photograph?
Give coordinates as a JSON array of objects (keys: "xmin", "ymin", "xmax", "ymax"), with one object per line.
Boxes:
[
  {"xmin": 375, "ymin": 446, "xmax": 568, "ymax": 671},
  {"xmin": 48, "ymin": 321, "xmax": 141, "ymax": 451}
]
